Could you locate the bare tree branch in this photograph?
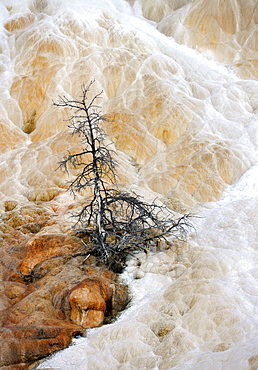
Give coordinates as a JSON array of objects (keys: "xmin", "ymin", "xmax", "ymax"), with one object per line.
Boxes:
[{"xmin": 55, "ymin": 81, "xmax": 192, "ymax": 272}]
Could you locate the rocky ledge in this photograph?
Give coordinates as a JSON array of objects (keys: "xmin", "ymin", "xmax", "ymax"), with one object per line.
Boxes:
[{"xmin": 0, "ymin": 203, "xmax": 128, "ymax": 369}]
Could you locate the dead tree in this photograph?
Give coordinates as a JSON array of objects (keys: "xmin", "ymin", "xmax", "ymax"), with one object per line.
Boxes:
[{"xmin": 55, "ymin": 81, "xmax": 191, "ymax": 272}]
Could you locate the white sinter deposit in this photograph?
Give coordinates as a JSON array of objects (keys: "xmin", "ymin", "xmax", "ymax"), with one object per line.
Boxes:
[{"xmin": 0, "ymin": 0, "xmax": 258, "ymax": 369}]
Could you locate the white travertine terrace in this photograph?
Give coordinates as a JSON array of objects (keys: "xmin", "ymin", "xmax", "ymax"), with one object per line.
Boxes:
[
  {"xmin": 156, "ymin": 0, "xmax": 258, "ymax": 79},
  {"xmin": 0, "ymin": 0, "xmax": 258, "ymax": 369}
]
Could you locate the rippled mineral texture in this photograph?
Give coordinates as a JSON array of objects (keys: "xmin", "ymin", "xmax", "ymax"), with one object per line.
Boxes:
[
  {"xmin": 1, "ymin": 0, "xmax": 258, "ymax": 369},
  {"xmin": 0, "ymin": 204, "xmax": 128, "ymax": 369}
]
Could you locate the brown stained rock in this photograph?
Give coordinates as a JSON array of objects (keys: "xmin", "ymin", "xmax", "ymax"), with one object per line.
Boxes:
[
  {"xmin": 52, "ymin": 269, "xmax": 128, "ymax": 329},
  {"xmin": 69, "ymin": 277, "xmax": 114, "ymax": 328},
  {"xmin": 0, "ymin": 204, "xmax": 129, "ymax": 369},
  {"xmin": 4, "ymin": 200, "xmax": 18, "ymax": 212},
  {"xmin": 111, "ymin": 282, "xmax": 129, "ymax": 317},
  {"xmin": 2, "ymin": 206, "xmax": 52, "ymax": 230},
  {"xmin": 18, "ymin": 234, "xmax": 82, "ymax": 276},
  {"xmin": 0, "ymin": 326, "xmax": 83, "ymax": 368},
  {"xmin": 249, "ymin": 354, "xmax": 258, "ymax": 370},
  {"xmin": 0, "ymin": 221, "xmax": 128, "ymax": 369}
]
